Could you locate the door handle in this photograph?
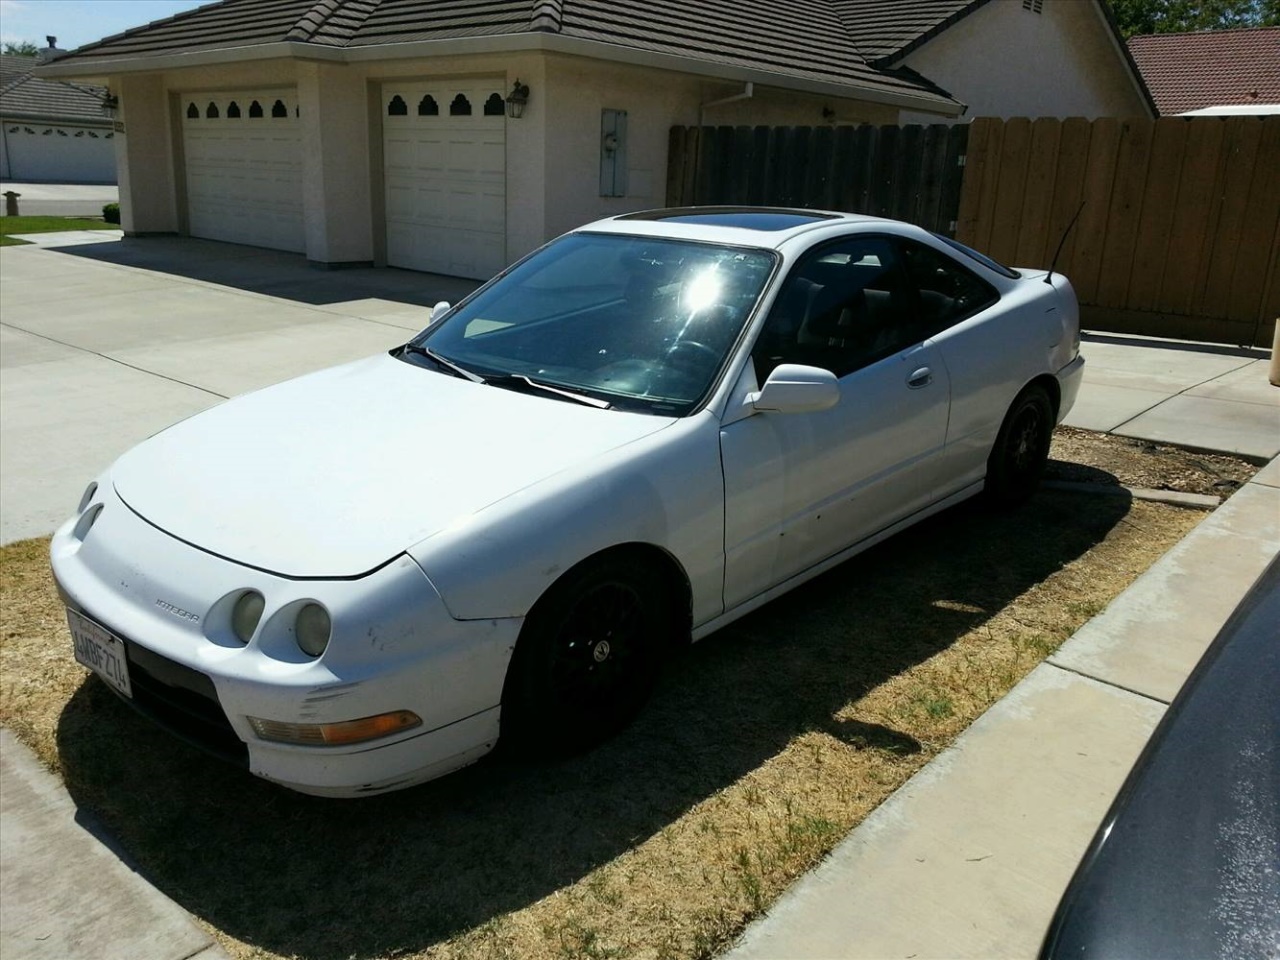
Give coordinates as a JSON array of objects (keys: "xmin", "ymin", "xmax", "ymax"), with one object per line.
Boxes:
[{"xmin": 907, "ymin": 366, "xmax": 933, "ymax": 389}]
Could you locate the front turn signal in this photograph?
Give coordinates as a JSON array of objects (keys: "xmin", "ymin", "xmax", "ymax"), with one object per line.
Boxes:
[{"xmin": 247, "ymin": 710, "xmax": 422, "ymax": 746}]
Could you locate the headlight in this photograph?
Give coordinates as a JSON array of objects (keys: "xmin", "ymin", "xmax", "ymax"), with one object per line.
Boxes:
[
  {"xmin": 77, "ymin": 481, "xmax": 98, "ymax": 513},
  {"xmin": 72, "ymin": 503, "xmax": 103, "ymax": 541},
  {"xmin": 231, "ymin": 591, "xmax": 264, "ymax": 644},
  {"xmin": 295, "ymin": 603, "xmax": 331, "ymax": 657}
]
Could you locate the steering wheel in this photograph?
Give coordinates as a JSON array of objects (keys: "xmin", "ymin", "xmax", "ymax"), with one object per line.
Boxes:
[{"xmin": 667, "ymin": 339, "xmax": 719, "ymax": 365}]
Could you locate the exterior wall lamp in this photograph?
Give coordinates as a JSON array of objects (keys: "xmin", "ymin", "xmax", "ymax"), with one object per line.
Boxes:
[
  {"xmin": 505, "ymin": 80, "xmax": 530, "ymax": 119},
  {"xmin": 101, "ymin": 94, "xmax": 119, "ymax": 119}
]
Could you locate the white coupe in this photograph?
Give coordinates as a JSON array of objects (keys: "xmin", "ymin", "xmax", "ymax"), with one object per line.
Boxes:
[{"xmin": 51, "ymin": 208, "xmax": 1083, "ymax": 797}]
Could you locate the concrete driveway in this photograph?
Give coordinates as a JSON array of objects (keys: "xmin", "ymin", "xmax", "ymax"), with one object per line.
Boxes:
[{"xmin": 0, "ymin": 234, "xmax": 478, "ymax": 544}]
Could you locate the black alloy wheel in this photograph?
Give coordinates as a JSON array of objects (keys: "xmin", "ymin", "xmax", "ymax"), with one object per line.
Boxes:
[
  {"xmin": 985, "ymin": 384, "xmax": 1054, "ymax": 506},
  {"xmin": 501, "ymin": 555, "xmax": 670, "ymax": 755}
]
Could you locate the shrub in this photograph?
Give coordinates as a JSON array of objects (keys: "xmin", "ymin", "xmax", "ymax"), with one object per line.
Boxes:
[{"xmin": 102, "ymin": 202, "xmax": 120, "ymax": 224}]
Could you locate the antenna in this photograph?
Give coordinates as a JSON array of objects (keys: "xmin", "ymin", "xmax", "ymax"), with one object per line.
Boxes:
[{"xmin": 1045, "ymin": 201, "xmax": 1086, "ymax": 285}]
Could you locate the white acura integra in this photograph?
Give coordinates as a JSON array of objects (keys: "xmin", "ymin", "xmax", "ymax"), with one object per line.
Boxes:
[{"xmin": 52, "ymin": 208, "xmax": 1083, "ymax": 797}]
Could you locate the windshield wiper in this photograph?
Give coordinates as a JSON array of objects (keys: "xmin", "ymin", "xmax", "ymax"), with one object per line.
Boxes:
[
  {"xmin": 400, "ymin": 343, "xmax": 485, "ymax": 383},
  {"xmin": 484, "ymin": 374, "xmax": 612, "ymax": 409}
]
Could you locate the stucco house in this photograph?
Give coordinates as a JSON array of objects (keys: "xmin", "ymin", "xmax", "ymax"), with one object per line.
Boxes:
[
  {"xmin": 1, "ymin": 51, "xmax": 116, "ymax": 183},
  {"xmin": 38, "ymin": 0, "xmax": 1150, "ymax": 279}
]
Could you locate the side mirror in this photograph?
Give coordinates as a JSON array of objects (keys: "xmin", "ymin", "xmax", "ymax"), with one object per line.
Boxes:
[
  {"xmin": 430, "ymin": 301, "xmax": 451, "ymax": 322},
  {"xmin": 748, "ymin": 364, "xmax": 840, "ymax": 414}
]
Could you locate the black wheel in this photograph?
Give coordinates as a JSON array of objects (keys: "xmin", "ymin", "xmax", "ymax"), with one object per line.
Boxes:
[
  {"xmin": 984, "ymin": 384, "xmax": 1054, "ymax": 506},
  {"xmin": 500, "ymin": 555, "xmax": 671, "ymax": 755}
]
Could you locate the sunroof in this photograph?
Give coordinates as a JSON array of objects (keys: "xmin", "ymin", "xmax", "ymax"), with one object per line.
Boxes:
[{"xmin": 621, "ymin": 207, "xmax": 839, "ymax": 231}]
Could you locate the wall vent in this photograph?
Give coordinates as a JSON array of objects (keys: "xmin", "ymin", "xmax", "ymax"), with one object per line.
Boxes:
[{"xmin": 1022, "ymin": 0, "xmax": 1044, "ymax": 12}]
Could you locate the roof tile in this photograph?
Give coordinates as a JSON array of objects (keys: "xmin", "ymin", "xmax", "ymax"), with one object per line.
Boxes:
[
  {"xmin": 1127, "ymin": 27, "xmax": 1280, "ymax": 115},
  {"xmin": 0, "ymin": 54, "xmax": 110, "ymax": 122},
  {"xmin": 48, "ymin": 0, "xmax": 964, "ymax": 108}
]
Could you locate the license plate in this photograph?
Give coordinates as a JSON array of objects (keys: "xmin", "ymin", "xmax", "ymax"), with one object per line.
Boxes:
[{"xmin": 68, "ymin": 610, "xmax": 133, "ymax": 699}]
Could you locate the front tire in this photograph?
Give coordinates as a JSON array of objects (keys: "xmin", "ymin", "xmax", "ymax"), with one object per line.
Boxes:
[
  {"xmin": 984, "ymin": 384, "xmax": 1053, "ymax": 506},
  {"xmin": 500, "ymin": 555, "xmax": 670, "ymax": 756}
]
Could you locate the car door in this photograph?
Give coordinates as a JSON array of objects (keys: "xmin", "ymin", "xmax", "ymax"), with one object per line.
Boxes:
[
  {"xmin": 720, "ymin": 236, "xmax": 952, "ymax": 608},
  {"xmin": 894, "ymin": 238, "xmax": 1012, "ymax": 497}
]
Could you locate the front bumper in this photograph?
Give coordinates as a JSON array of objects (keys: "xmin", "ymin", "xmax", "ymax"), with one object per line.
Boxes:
[{"xmin": 51, "ymin": 481, "xmax": 522, "ymax": 797}]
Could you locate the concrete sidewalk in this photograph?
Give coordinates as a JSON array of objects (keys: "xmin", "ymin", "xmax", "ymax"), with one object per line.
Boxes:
[
  {"xmin": 726, "ymin": 464, "xmax": 1280, "ymax": 959},
  {"xmin": 1, "ymin": 730, "xmax": 229, "ymax": 960},
  {"xmin": 1064, "ymin": 332, "xmax": 1277, "ymax": 462}
]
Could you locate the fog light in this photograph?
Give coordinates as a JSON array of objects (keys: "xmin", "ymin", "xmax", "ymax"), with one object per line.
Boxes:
[
  {"xmin": 231, "ymin": 591, "xmax": 264, "ymax": 644},
  {"xmin": 247, "ymin": 710, "xmax": 422, "ymax": 746},
  {"xmin": 295, "ymin": 603, "xmax": 330, "ymax": 657}
]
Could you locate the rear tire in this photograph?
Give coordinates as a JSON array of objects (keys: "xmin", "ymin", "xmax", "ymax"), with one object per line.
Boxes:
[
  {"xmin": 984, "ymin": 385, "xmax": 1053, "ymax": 506},
  {"xmin": 500, "ymin": 555, "xmax": 669, "ymax": 756}
]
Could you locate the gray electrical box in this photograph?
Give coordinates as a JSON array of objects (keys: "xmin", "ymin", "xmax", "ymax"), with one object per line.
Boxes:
[{"xmin": 600, "ymin": 109, "xmax": 628, "ymax": 198}]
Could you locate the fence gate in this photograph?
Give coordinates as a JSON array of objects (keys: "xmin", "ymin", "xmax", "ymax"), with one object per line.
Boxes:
[{"xmin": 666, "ymin": 124, "xmax": 969, "ymax": 236}]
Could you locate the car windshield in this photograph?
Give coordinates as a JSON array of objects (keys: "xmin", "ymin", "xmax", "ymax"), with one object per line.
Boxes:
[{"xmin": 406, "ymin": 233, "xmax": 777, "ymax": 415}]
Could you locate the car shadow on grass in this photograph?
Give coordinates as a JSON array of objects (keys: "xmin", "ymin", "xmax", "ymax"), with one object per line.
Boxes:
[{"xmin": 56, "ymin": 488, "xmax": 1132, "ymax": 960}]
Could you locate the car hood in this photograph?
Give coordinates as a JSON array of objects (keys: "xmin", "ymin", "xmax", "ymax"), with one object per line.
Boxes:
[{"xmin": 111, "ymin": 354, "xmax": 675, "ymax": 578}]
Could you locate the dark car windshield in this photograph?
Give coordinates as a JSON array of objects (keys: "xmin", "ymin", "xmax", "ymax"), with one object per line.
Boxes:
[{"xmin": 407, "ymin": 233, "xmax": 777, "ymax": 415}]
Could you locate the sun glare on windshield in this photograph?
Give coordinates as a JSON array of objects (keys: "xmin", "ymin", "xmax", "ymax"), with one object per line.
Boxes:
[{"xmin": 411, "ymin": 235, "xmax": 777, "ymax": 415}]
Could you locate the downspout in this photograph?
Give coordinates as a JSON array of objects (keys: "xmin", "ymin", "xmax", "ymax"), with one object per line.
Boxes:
[{"xmin": 699, "ymin": 82, "xmax": 754, "ymax": 127}]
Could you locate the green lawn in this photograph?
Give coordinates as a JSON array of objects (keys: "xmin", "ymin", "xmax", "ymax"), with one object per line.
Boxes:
[{"xmin": 0, "ymin": 216, "xmax": 120, "ymax": 245}]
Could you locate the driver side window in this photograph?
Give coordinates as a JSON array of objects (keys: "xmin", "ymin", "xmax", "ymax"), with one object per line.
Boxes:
[{"xmin": 753, "ymin": 237, "xmax": 919, "ymax": 381}]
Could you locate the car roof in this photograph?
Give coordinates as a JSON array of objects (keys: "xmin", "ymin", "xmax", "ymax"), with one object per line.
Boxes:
[{"xmin": 579, "ymin": 206, "xmax": 893, "ymax": 249}]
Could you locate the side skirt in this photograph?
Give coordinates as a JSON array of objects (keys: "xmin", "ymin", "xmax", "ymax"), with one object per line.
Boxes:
[{"xmin": 692, "ymin": 480, "xmax": 984, "ymax": 643}]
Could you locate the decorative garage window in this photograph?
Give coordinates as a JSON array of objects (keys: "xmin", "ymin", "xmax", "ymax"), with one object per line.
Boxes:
[
  {"xmin": 227, "ymin": 101, "xmax": 242, "ymax": 118},
  {"xmin": 187, "ymin": 103, "xmax": 199, "ymax": 118},
  {"xmin": 388, "ymin": 95, "xmax": 408, "ymax": 116},
  {"xmin": 483, "ymin": 93, "xmax": 504, "ymax": 116},
  {"xmin": 272, "ymin": 99, "xmax": 288, "ymax": 118},
  {"xmin": 449, "ymin": 94, "xmax": 471, "ymax": 116},
  {"xmin": 206, "ymin": 102, "xmax": 219, "ymax": 118},
  {"xmin": 249, "ymin": 100, "xmax": 264, "ymax": 118},
  {"xmin": 418, "ymin": 95, "xmax": 439, "ymax": 116}
]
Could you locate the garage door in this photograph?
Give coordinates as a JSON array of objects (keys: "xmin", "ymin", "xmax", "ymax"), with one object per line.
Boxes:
[
  {"xmin": 181, "ymin": 90, "xmax": 304, "ymax": 253},
  {"xmin": 383, "ymin": 81, "xmax": 506, "ymax": 280}
]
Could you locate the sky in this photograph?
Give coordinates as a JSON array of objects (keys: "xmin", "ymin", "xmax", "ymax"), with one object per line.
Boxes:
[{"xmin": 1, "ymin": 0, "xmax": 209, "ymax": 52}]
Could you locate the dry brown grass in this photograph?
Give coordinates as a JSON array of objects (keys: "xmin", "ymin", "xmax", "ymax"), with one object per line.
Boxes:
[{"xmin": 1, "ymin": 487, "xmax": 1203, "ymax": 960}]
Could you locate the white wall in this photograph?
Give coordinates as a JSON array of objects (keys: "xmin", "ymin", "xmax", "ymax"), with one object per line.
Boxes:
[
  {"xmin": 115, "ymin": 73, "xmax": 178, "ymax": 234},
  {"xmin": 899, "ymin": 0, "xmax": 1149, "ymax": 123},
  {"xmin": 541, "ymin": 54, "xmax": 899, "ymax": 242},
  {"xmin": 0, "ymin": 120, "xmax": 115, "ymax": 182}
]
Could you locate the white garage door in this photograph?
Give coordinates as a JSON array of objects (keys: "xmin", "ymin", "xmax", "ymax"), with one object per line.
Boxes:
[
  {"xmin": 383, "ymin": 81, "xmax": 506, "ymax": 280},
  {"xmin": 181, "ymin": 90, "xmax": 304, "ymax": 253},
  {"xmin": 0, "ymin": 123, "xmax": 116, "ymax": 182}
]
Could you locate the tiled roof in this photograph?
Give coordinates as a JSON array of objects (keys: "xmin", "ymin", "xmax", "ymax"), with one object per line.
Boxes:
[
  {"xmin": 47, "ymin": 0, "xmax": 965, "ymax": 107},
  {"xmin": 832, "ymin": 0, "xmax": 984, "ymax": 62},
  {"xmin": 1127, "ymin": 27, "xmax": 1280, "ymax": 115},
  {"xmin": 0, "ymin": 54, "xmax": 110, "ymax": 123}
]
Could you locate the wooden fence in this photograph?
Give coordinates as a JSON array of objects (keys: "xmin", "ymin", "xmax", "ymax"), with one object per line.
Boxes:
[
  {"xmin": 956, "ymin": 116, "xmax": 1279, "ymax": 346},
  {"xmin": 666, "ymin": 116, "xmax": 1279, "ymax": 346},
  {"xmin": 666, "ymin": 123, "xmax": 968, "ymax": 236}
]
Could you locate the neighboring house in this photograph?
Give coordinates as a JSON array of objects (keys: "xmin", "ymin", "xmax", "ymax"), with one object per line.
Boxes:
[
  {"xmin": 1127, "ymin": 27, "xmax": 1280, "ymax": 116},
  {"xmin": 37, "ymin": 0, "xmax": 1150, "ymax": 279},
  {"xmin": 1, "ymin": 52, "xmax": 116, "ymax": 183}
]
